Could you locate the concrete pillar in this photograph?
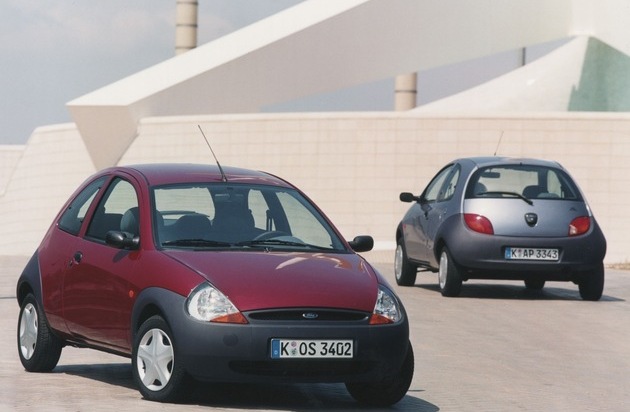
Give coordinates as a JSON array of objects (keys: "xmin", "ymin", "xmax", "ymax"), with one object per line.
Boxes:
[
  {"xmin": 176, "ymin": 0, "xmax": 198, "ymax": 55},
  {"xmin": 394, "ymin": 73, "xmax": 417, "ymax": 111}
]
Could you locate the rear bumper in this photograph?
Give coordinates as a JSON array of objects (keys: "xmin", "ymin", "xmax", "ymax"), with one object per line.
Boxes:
[{"xmin": 442, "ymin": 220, "xmax": 607, "ymax": 281}]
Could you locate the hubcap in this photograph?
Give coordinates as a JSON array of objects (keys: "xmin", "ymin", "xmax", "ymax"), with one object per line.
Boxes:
[
  {"xmin": 438, "ymin": 252, "xmax": 448, "ymax": 289},
  {"xmin": 136, "ymin": 328, "xmax": 174, "ymax": 391},
  {"xmin": 394, "ymin": 245, "xmax": 403, "ymax": 279},
  {"xmin": 19, "ymin": 303, "xmax": 38, "ymax": 360}
]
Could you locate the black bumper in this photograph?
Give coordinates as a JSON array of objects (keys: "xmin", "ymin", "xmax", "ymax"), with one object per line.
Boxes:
[
  {"xmin": 441, "ymin": 219, "xmax": 607, "ymax": 281},
  {"xmin": 133, "ymin": 288, "xmax": 410, "ymax": 384}
]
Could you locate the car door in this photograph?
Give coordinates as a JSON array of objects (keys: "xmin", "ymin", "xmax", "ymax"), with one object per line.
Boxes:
[
  {"xmin": 407, "ymin": 164, "xmax": 459, "ymax": 264},
  {"xmin": 62, "ymin": 175, "xmax": 140, "ymax": 351},
  {"xmin": 39, "ymin": 176, "xmax": 108, "ymax": 336}
]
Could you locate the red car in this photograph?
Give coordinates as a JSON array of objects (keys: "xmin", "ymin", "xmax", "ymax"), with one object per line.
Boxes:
[{"xmin": 16, "ymin": 163, "xmax": 413, "ymax": 405}]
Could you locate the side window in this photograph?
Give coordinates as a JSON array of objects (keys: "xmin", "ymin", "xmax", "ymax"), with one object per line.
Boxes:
[
  {"xmin": 86, "ymin": 178, "xmax": 139, "ymax": 241},
  {"xmin": 440, "ymin": 167, "xmax": 460, "ymax": 201},
  {"xmin": 423, "ymin": 165, "xmax": 455, "ymax": 203},
  {"xmin": 58, "ymin": 177, "xmax": 107, "ymax": 235}
]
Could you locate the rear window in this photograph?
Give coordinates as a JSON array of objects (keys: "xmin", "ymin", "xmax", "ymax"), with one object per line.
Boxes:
[{"xmin": 465, "ymin": 165, "xmax": 582, "ymax": 201}]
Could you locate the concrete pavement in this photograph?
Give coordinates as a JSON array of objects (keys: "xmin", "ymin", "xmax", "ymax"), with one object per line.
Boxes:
[{"xmin": 1, "ymin": 253, "xmax": 628, "ymax": 411}]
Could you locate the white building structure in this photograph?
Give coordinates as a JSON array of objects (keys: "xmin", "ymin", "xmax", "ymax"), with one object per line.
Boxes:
[{"xmin": 2, "ymin": 0, "xmax": 630, "ymax": 264}]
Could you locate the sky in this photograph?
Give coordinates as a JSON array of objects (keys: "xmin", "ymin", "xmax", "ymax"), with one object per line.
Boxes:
[
  {"xmin": 0, "ymin": 0, "xmax": 562, "ymax": 145},
  {"xmin": 0, "ymin": 0, "xmax": 305, "ymax": 144}
]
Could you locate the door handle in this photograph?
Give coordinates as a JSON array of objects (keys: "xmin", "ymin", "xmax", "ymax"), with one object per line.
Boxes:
[{"xmin": 73, "ymin": 251, "xmax": 83, "ymax": 264}]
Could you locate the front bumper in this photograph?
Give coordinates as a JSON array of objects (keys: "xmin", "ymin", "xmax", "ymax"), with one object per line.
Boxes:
[{"xmin": 134, "ymin": 288, "xmax": 410, "ymax": 384}]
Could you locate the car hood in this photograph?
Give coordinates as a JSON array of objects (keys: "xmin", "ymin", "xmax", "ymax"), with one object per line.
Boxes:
[{"xmin": 162, "ymin": 250, "xmax": 379, "ymax": 312}]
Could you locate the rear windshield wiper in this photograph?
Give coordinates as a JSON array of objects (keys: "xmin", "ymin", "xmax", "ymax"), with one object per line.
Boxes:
[
  {"xmin": 162, "ymin": 239, "xmax": 232, "ymax": 248},
  {"xmin": 477, "ymin": 191, "xmax": 533, "ymax": 205}
]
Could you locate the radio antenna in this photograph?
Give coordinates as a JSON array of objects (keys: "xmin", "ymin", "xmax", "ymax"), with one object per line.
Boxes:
[
  {"xmin": 198, "ymin": 125, "xmax": 228, "ymax": 182},
  {"xmin": 493, "ymin": 130, "xmax": 504, "ymax": 156}
]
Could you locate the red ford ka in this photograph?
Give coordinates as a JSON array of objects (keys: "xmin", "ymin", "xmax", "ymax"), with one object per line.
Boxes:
[{"xmin": 16, "ymin": 163, "xmax": 413, "ymax": 405}]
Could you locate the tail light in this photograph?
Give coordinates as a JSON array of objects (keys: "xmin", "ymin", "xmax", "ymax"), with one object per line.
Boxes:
[
  {"xmin": 569, "ymin": 216, "xmax": 590, "ymax": 236},
  {"xmin": 464, "ymin": 214, "xmax": 494, "ymax": 235}
]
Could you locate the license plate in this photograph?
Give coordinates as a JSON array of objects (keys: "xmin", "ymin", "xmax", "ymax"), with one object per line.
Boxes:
[
  {"xmin": 270, "ymin": 339, "xmax": 353, "ymax": 359},
  {"xmin": 505, "ymin": 247, "xmax": 558, "ymax": 261}
]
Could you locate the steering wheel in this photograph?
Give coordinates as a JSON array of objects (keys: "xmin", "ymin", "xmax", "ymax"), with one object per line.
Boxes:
[{"xmin": 253, "ymin": 231, "xmax": 291, "ymax": 241}]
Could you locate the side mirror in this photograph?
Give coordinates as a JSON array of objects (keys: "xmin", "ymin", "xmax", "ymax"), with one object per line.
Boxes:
[
  {"xmin": 105, "ymin": 230, "xmax": 140, "ymax": 250},
  {"xmin": 348, "ymin": 235, "xmax": 374, "ymax": 253},
  {"xmin": 399, "ymin": 192, "xmax": 420, "ymax": 203}
]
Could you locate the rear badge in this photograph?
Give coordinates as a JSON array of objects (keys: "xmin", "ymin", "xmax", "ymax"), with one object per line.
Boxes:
[{"xmin": 524, "ymin": 213, "xmax": 538, "ymax": 226}]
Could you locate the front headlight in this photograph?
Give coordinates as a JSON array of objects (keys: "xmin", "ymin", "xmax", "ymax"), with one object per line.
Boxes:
[
  {"xmin": 186, "ymin": 283, "xmax": 247, "ymax": 324},
  {"xmin": 369, "ymin": 285, "xmax": 401, "ymax": 325}
]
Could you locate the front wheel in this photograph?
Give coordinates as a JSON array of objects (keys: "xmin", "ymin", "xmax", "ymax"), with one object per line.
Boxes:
[
  {"xmin": 394, "ymin": 238, "xmax": 417, "ymax": 286},
  {"xmin": 345, "ymin": 341, "xmax": 414, "ymax": 406},
  {"xmin": 438, "ymin": 247, "xmax": 462, "ymax": 297},
  {"xmin": 17, "ymin": 294, "xmax": 63, "ymax": 372},
  {"xmin": 578, "ymin": 263, "xmax": 604, "ymax": 301},
  {"xmin": 132, "ymin": 316, "xmax": 190, "ymax": 402}
]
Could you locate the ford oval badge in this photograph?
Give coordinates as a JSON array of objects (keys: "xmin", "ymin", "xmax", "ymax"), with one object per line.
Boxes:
[
  {"xmin": 302, "ymin": 312, "xmax": 319, "ymax": 320},
  {"xmin": 524, "ymin": 213, "xmax": 538, "ymax": 226}
]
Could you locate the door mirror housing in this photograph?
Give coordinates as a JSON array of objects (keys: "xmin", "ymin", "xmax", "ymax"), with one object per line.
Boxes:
[
  {"xmin": 105, "ymin": 230, "xmax": 140, "ymax": 250},
  {"xmin": 348, "ymin": 235, "xmax": 374, "ymax": 253},
  {"xmin": 399, "ymin": 192, "xmax": 420, "ymax": 203}
]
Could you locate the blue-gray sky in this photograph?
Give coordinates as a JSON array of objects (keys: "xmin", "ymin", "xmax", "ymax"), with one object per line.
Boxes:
[
  {"xmin": 0, "ymin": 0, "xmax": 561, "ymax": 145},
  {"xmin": 0, "ymin": 0, "xmax": 306, "ymax": 144}
]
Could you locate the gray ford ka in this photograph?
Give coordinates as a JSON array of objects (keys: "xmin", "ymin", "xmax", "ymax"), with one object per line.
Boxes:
[{"xmin": 395, "ymin": 157, "xmax": 606, "ymax": 300}]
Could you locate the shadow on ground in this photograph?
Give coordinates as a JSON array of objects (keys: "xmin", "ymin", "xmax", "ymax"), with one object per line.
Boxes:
[
  {"xmin": 415, "ymin": 282, "xmax": 624, "ymax": 302},
  {"xmin": 57, "ymin": 363, "xmax": 439, "ymax": 411}
]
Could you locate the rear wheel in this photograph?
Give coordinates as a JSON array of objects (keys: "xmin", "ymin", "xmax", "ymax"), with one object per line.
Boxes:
[
  {"xmin": 345, "ymin": 341, "xmax": 414, "ymax": 406},
  {"xmin": 524, "ymin": 279, "xmax": 546, "ymax": 290},
  {"xmin": 394, "ymin": 238, "xmax": 417, "ymax": 286},
  {"xmin": 438, "ymin": 247, "xmax": 462, "ymax": 297},
  {"xmin": 132, "ymin": 316, "xmax": 190, "ymax": 402},
  {"xmin": 17, "ymin": 294, "xmax": 63, "ymax": 372},
  {"xmin": 578, "ymin": 263, "xmax": 604, "ymax": 301}
]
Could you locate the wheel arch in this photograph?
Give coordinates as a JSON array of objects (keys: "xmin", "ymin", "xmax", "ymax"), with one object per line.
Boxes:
[
  {"xmin": 16, "ymin": 252, "xmax": 42, "ymax": 307},
  {"xmin": 432, "ymin": 214, "xmax": 463, "ymax": 268},
  {"xmin": 131, "ymin": 287, "xmax": 187, "ymax": 340}
]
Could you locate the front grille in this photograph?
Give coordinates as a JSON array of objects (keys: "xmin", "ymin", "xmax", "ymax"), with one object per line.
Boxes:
[{"xmin": 246, "ymin": 309, "xmax": 369, "ymax": 322}]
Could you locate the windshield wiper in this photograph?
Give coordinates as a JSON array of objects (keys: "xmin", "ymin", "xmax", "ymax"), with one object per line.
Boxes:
[
  {"xmin": 236, "ymin": 239, "xmax": 332, "ymax": 250},
  {"xmin": 162, "ymin": 239, "xmax": 232, "ymax": 248},
  {"xmin": 479, "ymin": 191, "xmax": 533, "ymax": 205}
]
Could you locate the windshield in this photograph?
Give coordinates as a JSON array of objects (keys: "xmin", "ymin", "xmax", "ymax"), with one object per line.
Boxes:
[
  {"xmin": 151, "ymin": 183, "xmax": 346, "ymax": 251},
  {"xmin": 465, "ymin": 165, "xmax": 582, "ymax": 201}
]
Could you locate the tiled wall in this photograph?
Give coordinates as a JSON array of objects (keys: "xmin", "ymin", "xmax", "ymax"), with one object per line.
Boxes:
[
  {"xmin": 1, "ymin": 112, "xmax": 628, "ymax": 264},
  {"xmin": 122, "ymin": 112, "xmax": 630, "ymax": 263}
]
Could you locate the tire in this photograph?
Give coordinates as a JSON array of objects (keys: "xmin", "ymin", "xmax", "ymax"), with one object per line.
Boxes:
[
  {"xmin": 17, "ymin": 293, "xmax": 63, "ymax": 372},
  {"xmin": 394, "ymin": 238, "xmax": 417, "ymax": 286},
  {"xmin": 345, "ymin": 341, "xmax": 414, "ymax": 406},
  {"xmin": 578, "ymin": 263, "xmax": 604, "ymax": 301},
  {"xmin": 438, "ymin": 247, "xmax": 462, "ymax": 297},
  {"xmin": 524, "ymin": 279, "xmax": 546, "ymax": 290},
  {"xmin": 132, "ymin": 316, "xmax": 190, "ymax": 402}
]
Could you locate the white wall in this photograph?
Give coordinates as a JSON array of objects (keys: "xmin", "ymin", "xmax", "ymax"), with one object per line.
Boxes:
[{"xmin": 1, "ymin": 112, "xmax": 627, "ymax": 264}]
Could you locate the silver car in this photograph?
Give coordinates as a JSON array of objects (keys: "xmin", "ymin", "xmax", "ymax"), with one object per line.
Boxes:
[{"xmin": 395, "ymin": 157, "xmax": 607, "ymax": 300}]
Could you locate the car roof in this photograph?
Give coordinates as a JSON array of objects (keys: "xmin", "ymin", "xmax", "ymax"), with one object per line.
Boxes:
[
  {"xmin": 457, "ymin": 156, "xmax": 563, "ymax": 169},
  {"xmin": 107, "ymin": 163, "xmax": 293, "ymax": 187}
]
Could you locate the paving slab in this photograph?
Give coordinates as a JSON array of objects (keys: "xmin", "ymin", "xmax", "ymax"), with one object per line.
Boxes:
[{"xmin": 1, "ymin": 254, "xmax": 628, "ymax": 411}]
